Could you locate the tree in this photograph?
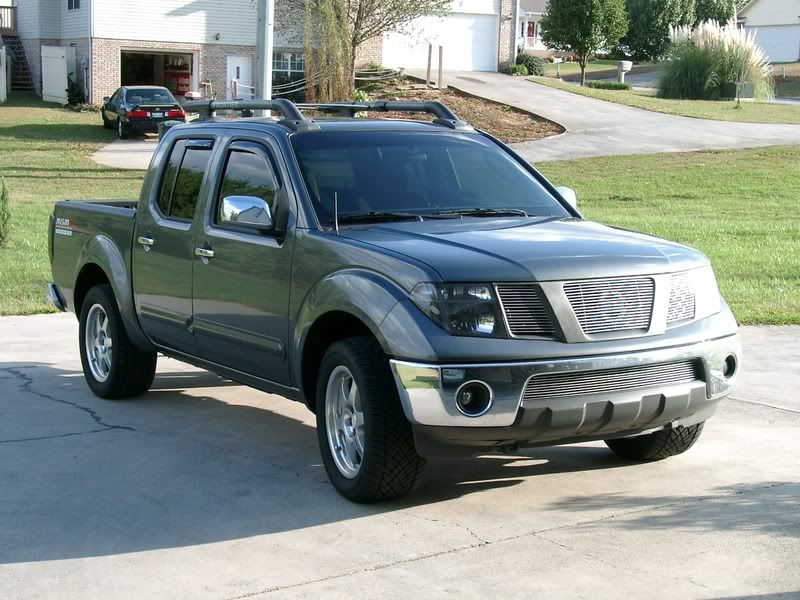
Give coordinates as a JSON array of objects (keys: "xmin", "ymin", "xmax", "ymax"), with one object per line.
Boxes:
[
  {"xmin": 620, "ymin": 0, "xmax": 696, "ymax": 61},
  {"xmin": 541, "ymin": 0, "xmax": 628, "ymax": 86},
  {"xmin": 291, "ymin": 0, "xmax": 453, "ymax": 99},
  {"xmin": 694, "ymin": 0, "xmax": 735, "ymax": 24}
]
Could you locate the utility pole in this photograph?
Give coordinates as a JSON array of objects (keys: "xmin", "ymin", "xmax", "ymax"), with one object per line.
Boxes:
[{"xmin": 255, "ymin": 0, "xmax": 274, "ymax": 115}]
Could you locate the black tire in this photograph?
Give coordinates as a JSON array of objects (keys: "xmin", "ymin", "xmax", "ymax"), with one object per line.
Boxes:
[
  {"xmin": 316, "ymin": 337, "xmax": 426, "ymax": 503},
  {"xmin": 605, "ymin": 423, "xmax": 705, "ymax": 462},
  {"xmin": 117, "ymin": 118, "xmax": 129, "ymax": 139},
  {"xmin": 102, "ymin": 111, "xmax": 112, "ymax": 129},
  {"xmin": 78, "ymin": 284, "xmax": 157, "ymax": 399}
]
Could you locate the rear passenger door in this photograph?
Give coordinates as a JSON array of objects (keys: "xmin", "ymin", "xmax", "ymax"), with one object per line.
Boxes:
[
  {"xmin": 191, "ymin": 136, "xmax": 295, "ymax": 385},
  {"xmin": 132, "ymin": 136, "xmax": 214, "ymax": 354}
]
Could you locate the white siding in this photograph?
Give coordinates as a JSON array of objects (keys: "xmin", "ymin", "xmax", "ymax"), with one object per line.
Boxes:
[
  {"xmin": 39, "ymin": 0, "xmax": 58, "ymax": 38},
  {"xmin": 747, "ymin": 25, "xmax": 800, "ymax": 62},
  {"xmin": 450, "ymin": 0, "xmax": 501, "ymax": 15},
  {"xmin": 16, "ymin": 0, "xmax": 41, "ymax": 39},
  {"xmin": 93, "ymin": 0, "xmax": 303, "ymax": 47},
  {"xmin": 59, "ymin": 0, "xmax": 88, "ymax": 38},
  {"xmin": 740, "ymin": 0, "xmax": 800, "ymax": 27}
]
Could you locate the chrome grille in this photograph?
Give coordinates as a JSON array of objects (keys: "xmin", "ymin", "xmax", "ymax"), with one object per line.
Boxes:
[
  {"xmin": 496, "ymin": 284, "xmax": 554, "ymax": 337},
  {"xmin": 667, "ymin": 272, "xmax": 695, "ymax": 323},
  {"xmin": 523, "ymin": 360, "xmax": 702, "ymax": 401},
  {"xmin": 564, "ymin": 277, "xmax": 655, "ymax": 335}
]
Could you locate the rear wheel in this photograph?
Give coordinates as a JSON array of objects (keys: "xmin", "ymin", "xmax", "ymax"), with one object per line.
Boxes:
[
  {"xmin": 316, "ymin": 337, "xmax": 426, "ymax": 502},
  {"xmin": 79, "ymin": 285, "xmax": 156, "ymax": 399},
  {"xmin": 605, "ymin": 423, "xmax": 705, "ymax": 461},
  {"xmin": 117, "ymin": 118, "xmax": 129, "ymax": 139},
  {"xmin": 102, "ymin": 111, "xmax": 112, "ymax": 129}
]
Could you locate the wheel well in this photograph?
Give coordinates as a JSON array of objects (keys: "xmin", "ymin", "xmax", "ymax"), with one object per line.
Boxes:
[
  {"xmin": 74, "ymin": 264, "xmax": 110, "ymax": 315},
  {"xmin": 301, "ymin": 311, "xmax": 375, "ymax": 412}
]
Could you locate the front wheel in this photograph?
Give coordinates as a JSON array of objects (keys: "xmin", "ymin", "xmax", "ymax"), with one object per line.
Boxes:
[
  {"xmin": 316, "ymin": 337, "xmax": 426, "ymax": 503},
  {"xmin": 79, "ymin": 284, "xmax": 157, "ymax": 399},
  {"xmin": 605, "ymin": 423, "xmax": 705, "ymax": 462}
]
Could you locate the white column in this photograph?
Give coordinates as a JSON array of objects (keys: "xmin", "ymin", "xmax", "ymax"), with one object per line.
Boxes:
[{"xmin": 255, "ymin": 0, "xmax": 274, "ymax": 113}]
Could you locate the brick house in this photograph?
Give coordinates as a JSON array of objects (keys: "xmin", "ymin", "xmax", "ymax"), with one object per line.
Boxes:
[{"xmin": 7, "ymin": 0, "xmax": 523, "ymax": 105}]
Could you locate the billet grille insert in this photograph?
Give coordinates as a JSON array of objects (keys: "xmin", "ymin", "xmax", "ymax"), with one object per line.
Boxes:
[
  {"xmin": 523, "ymin": 360, "xmax": 702, "ymax": 401},
  {"xmin": 564, "ymin": 277, "xmax": 655, "ymax": 335},
  {"xmin": 496, "ymin": 284, "xmax": 554, "ymax": 337},
  {"xmin": 667, "ymin": 272, "xmax": 696, "ymax": 324}
]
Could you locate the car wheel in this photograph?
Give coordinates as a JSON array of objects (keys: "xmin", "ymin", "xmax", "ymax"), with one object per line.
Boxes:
[
  {"xmin": 117, "ymin": 118, "xmax": 129, "ymax": 139},
  {"xmin": 316, "ymin": 337, "xmax": 426, "ymax": 503},
  {"xmin": 605, "ymin": 423, "xmax": 705, "ymax": 462},
  {"xmin": 78, "ymin": 284, "xmax": 157, "ymax": 399}
]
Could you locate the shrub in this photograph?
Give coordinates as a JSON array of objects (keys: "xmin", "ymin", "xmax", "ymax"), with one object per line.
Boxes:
[
  {"xmin": 0, "ymin": 178, "xmax": 10, "ymax": 247},
  {"xmin": 586, "ymin": 80, "xmax": 632, "ymax": 90},
  {"xmin": 658, "ymin": 22, "xmax": 774, "ymax": 101},
  {"xmin": 65, "ymin": 73, "xmax": 84, "ymax": 106},
  {"xmin": 353, "ymin": 88, "xmax": 371, "ymax": 103},
  {"xmin": 516, "ymin": 54, "xmax": 546, "ymax": 76},
  {"xmin": 510, "ymin": 64, "xmax": 529, "ymax": 76}
]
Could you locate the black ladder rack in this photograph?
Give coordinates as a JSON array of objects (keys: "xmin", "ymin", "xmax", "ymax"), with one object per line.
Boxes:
[{"xmin": 183, "ymin": 98, "xmax": 473, "ymax": 132}]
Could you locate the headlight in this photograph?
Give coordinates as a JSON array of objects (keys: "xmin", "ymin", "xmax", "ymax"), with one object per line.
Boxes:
[
  {"xmin": 689, "ymin": 265, "xmax": 722, "ymax": 320},
  {"xmin": 410, "ymin": 283, "xmax": 506, "ymax": 338}
]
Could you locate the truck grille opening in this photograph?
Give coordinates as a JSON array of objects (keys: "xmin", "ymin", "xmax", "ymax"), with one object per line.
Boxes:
[
  {"xmin": 564, "ymin": 277, "xmax": 655, "ymax": 335},
  {"xmin": 522, "ymin": 360, "xmax": 703, "ymax": 401},
  {"xmin": 495, "ymin": 284, "xmax": 554, "ymax": 337},
  {"xmin": 667, "ymin": 272, "xmax": 696, "ymax": 324}
]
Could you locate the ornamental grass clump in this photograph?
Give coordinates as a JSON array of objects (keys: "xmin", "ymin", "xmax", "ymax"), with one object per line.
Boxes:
[{"xmin": 658, "ymin": 21, "xmax": 774, "ymax": 101}]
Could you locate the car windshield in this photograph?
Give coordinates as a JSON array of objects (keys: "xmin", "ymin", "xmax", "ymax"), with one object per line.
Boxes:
[
  {"xmin": 125, "ymin": 88, "xmax": 176, "ymax": 105},
  {"xmin": 290, "ymin": 130, "xmax": 570, "ymax": 226}
]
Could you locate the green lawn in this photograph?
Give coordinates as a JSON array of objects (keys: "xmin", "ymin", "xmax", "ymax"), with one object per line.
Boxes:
[
  {"xmin": 542, "ymin": 59, "xmax": 619, "ymax": 78},
  {"xmin": 773, "ymin": 62, "xmax": 800, "ymax": 98},
  {"xmin": 0, "ymin": 97, "xmax": 798, "ymax": 324},
  {"xmin": 538, "ymin": 146, "xmax": 800, "ymax": 324},
  {"xmin": 0, "ymin": 95, "xmax": 145, "ymax": 315},
  {"xmin": 531, "ymin": 77, "xmax": 800, "ymax": 124}
]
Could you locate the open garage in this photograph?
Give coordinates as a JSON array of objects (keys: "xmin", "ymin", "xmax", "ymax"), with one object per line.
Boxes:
[{"xmin": 120, "ymin": 50, "xmax": 195, "ymax": 97}]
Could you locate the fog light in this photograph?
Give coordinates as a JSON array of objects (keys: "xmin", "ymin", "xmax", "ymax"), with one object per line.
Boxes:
[
  {"xmin": 455, "ymin": 381, "xmax": 493, "ymax": 417},
  {"xmin": 723, "ymin": 355, "xmax": 737, "ymax": 379}
]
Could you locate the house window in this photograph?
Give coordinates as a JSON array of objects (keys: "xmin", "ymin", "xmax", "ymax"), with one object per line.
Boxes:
[
  {"xmin": 68, "ymin": 0, "xmax": 81, "ymax": 10},
  {"xmin": 272, "ymin": 52, "xmax": 305, "ymax": 75}
]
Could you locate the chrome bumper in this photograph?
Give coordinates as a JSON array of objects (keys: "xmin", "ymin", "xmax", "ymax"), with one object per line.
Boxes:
[{"xmin": 389, "ymin": 334, "xmax": 741, "ymax": 429}]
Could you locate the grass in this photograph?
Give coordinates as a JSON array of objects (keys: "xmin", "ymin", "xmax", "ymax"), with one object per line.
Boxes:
[
  {"xmin": 531, "ymin": 77, "xmax": 800, "ymax": 124},
  {"xmin": 773, "ymin": 62, "xmax": 800, "ymax": 98},
  {"xmin": 0, "ymin": 94, "xmax": 145, "ymax": 315},
  {"xmin": 542, "ymin": 59, "xmax": 619, "ymax": 78},
  {"xmin": 1, "ymin": 96, "xmax": 798, "ymax": 323},
  {"xmin": 537, "ymin": 146, "xmax": 800, "ymax": 324}
]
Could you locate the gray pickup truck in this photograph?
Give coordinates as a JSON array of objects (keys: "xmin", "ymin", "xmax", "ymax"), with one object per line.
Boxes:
[{"xmin": 48, "ymin": 99, "xmax": 741, "ymax": 502}]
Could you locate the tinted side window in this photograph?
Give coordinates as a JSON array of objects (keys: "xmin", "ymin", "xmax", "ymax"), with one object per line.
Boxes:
[
  {"xmin": 171, "ymin": 147, "xmax": 212, "ymax": 220},
  {"xmin": 217, "ymin": 149, "xmax": 277, "ymax": 224},
  {"xmin": 158, "ymin": 140, "xmax": 186, "ymax": 215}
]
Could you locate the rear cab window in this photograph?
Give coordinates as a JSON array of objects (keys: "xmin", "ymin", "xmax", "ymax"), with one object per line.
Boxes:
[{"xmin": 156, "ymin": 138, "xmax": 214, "ymax": 222}]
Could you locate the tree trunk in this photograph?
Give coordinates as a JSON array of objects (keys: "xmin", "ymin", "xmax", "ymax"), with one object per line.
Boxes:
[{"xmin": 580, "ymin": 64, "xmax": 587, "ymax": 86}]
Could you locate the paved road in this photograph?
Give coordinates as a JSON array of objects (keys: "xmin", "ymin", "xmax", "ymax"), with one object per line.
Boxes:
[
  {"xmin": 411, "ymin": 70, "xmax": 800, "ymax": 162},
  {"xmin": 1, "ymin": 313, "xmax": 798, "ymax": 599}
]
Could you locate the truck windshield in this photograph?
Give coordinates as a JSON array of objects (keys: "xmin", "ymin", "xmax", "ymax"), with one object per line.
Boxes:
[{"xmin": 290, "ymin": 130, "xmax": 570, "ymax": 226}]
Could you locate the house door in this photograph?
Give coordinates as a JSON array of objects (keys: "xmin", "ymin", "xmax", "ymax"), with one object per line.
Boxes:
[
  {"xmin": 526, "ymin": 22, "xmax": 537, "ymax": 47},
  {"xmin": 226, "ymin": 56, "xmax": 252, "ymax": 99}
]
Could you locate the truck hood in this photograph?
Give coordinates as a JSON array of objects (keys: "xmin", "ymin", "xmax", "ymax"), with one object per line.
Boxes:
[{"xmin": 339, "ymin": 217, "xmax": 708, "ymax": 282}]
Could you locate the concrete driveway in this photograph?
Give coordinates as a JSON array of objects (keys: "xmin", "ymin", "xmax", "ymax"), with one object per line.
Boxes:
[
  {"xmin": 91, "ymin": 135, "xmax": 159, "ymax": 171},
  {"xmin": 1, "ymin": 313, "xmax": 798, "ymax": 599},
  {"xmin": 410, "ymin": 70, "xmax": 800, "ymax": 162}
]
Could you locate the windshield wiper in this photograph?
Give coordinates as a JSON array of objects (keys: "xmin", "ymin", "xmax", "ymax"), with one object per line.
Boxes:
[
  {"xmin": 431, "ymin": 208, "xmax": 529, "ymax": 218},
  {"xmin": 334, "ymin": 211, "xmax": 424, "ymax": 225}
]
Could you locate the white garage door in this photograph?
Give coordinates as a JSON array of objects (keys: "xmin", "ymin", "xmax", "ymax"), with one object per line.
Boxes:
[
  {"xmin": 383, "ymin": 13, "xmax": 499, "ymax": 72},
  {"xmin": 747, "ymin": 25, "xmax": 800, "ymax": 63}
]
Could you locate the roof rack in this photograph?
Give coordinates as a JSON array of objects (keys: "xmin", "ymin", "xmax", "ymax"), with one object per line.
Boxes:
[
  {"xmin": 298, "ymin": 101, "xmax": 474, "ymax": 131},
  {"xmin": 183, "ymin": 98, "xmax": 321, "ymax": 132},
  {"xmin": 183, "ymin": 99, "xmax": 473, "ymax": 132}
]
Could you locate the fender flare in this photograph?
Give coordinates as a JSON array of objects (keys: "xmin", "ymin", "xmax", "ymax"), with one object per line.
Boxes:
[{"xmin": 76, "ymin": 235, "xmax": 154, "ymax": 351}]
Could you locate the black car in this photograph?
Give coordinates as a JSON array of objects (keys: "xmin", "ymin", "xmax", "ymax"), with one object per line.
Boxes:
[{"xmin": 101, "ymin": 86, "xmax": 186, "ymax": 139}]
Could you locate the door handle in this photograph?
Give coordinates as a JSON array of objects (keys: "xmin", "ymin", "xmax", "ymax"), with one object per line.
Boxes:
[
  {"xmin": 137, "ymin": 236, "xmax": 154, "ymax": 252},
  {"xmin": 195, "ymin": 247, "xmax": 215, "ymax": 259}
]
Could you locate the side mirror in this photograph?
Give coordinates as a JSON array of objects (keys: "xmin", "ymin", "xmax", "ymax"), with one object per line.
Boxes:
[
  {"xmin": 103, "ymin": 96, "xmax": 110, "ymax": 102},
  {"xmin": 220, "ymin": 195, "xmax": 274, "ymax": 231},
  {"xmin": 555, "ymin": 186, "xmax": 578, "ymax": 210}
]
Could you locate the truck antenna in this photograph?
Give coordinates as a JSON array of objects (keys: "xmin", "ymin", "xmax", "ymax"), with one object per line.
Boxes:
[{"xmin": 333, "ymin": 192, "xmax": 339, "ymax": 233}]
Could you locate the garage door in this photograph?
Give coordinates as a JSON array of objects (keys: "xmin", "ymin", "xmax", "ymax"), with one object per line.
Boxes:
[
  {"xmin": 747, "ymin": 26, "xmax": 800, "ymax": 63},
  {"xmin": 383, "ymin": 13, "xmax": 499, "ymax": 72}
]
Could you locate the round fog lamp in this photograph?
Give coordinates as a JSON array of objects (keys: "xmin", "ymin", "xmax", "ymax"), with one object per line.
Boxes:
[{"xmin": 455, "ymin": 381, "xmax": 493, "ymax": 417}]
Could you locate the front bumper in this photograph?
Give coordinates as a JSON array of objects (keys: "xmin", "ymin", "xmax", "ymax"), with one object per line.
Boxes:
[{"xmin": 390, "ymin": 334, "xmax": 741, "ymax": 457}]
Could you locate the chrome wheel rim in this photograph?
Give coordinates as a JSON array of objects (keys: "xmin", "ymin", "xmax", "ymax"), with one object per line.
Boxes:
[
  {"xmin": 85, "ymin": 303, "xmax": 113, "ymax": 383},
  {"xmin": 118, "ymin": 120, "xmax": 123, "ymax": 136},
  {"xmin": 325, "ymin": 366, "xmax": 365, "ymax": 479}
]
